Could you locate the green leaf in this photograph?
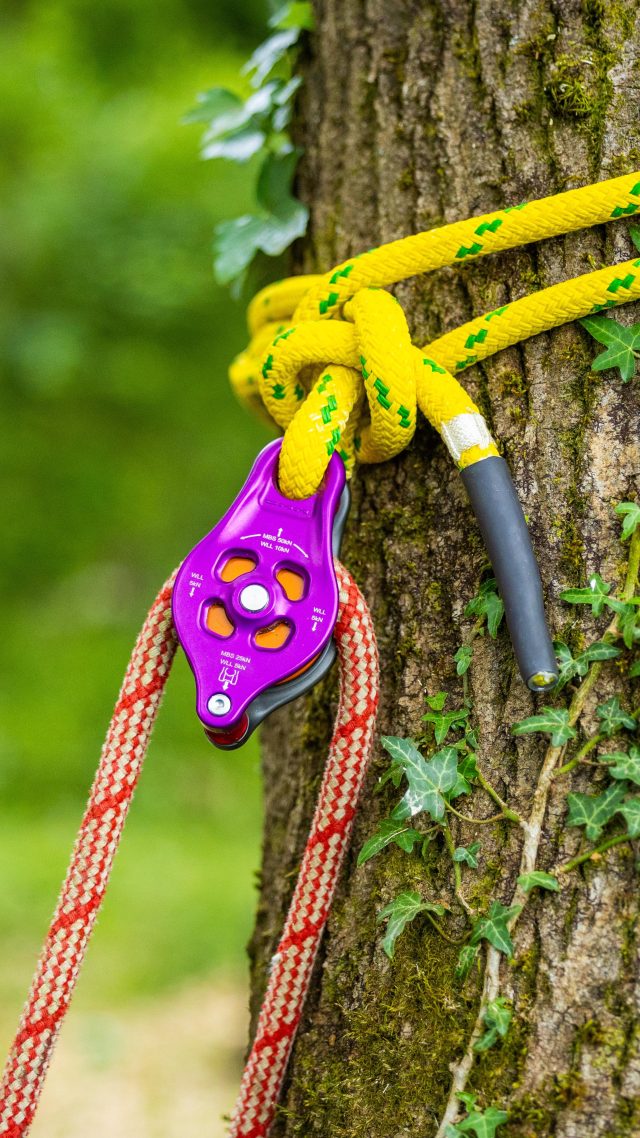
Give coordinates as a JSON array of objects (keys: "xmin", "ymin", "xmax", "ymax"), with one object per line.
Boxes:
[
  {"xmin": 560, "ymin": 572, "xmax": 612, "ymax": 616},
  {"xmin": 183, "ymin": 86, "xmax": 243, "ymax": 125},
  {"xmin": 580, "ymin": 315, "xmax": 640, "ymax": 383},
  {"xmin": 579, "ymin": 641, "xmax": 621, "ymax": 665},
  {"xmin": 474, "ymin": 997, "xmax": 512, "ymax": 1052},
  {"xmin": 618, "ymin": 797, "xmax": 640, "ymax": 838},
  {"xmin": 423, "ymin": 705, "xmax": 469, "ymax": 745},
  {"xmin": 455, "ymin": 944, "xmax": 479, "ymax": 982},
  {"xmin": 566, "ymin": 782, "xmax": 627, "ymax": 841},
  {"xmin": 517, "ymin": 871, "xmax": 560, "ymax": 893},
  {"xmin": 465, "ymin": 578, "xmax": 505, "ymax": 639},
  {"xmin": 269, "ymin": 2, "xmax": 315, "ymax": 31},
  {"xmin": 512, "ymin": 707, "xmax": 576, "ymax": 748},
  {"xmin": 426, "ymin": 690, "xmax": 447, "ymax": 711},
  {"xmin": 213, "ymin": 152, "xmax": 308, "ymax": 284},
  {"xmin": 446, "ymin": 1103, "xmax": 510, "ymax": 1137},
  {"xmin": 470, "ymin": 900, "xmax": 521, "ymax": 957},
  {"xmin": 630, "ymin": 660, "xmax": 640, "ymax": 678},
  {"xmin": 631, "ymin": 225, "xmax": 640, "ymax": 253},
  {"xmin": 454, "ymin": 841, "xmax": 481, "ymax": 868},
  {"xmin": 596, "ymin": 696, "xmax": 637, "ymax": 737},
  {"xmin": 448, "ymin": 753, "xmax": 479, "ymax": 800},
  {"xmin": 244, "ymin": 28, "xmax": 299, "ymax": 87},
  {"xmin": 616, "ymin": 501, "xmax": 640, "ymax": 541},
  {"xmin": 381, "ymin": 737, "xmax": 459, "ymax": 821},
  {"xmin": 357, "ymin": 819, "xmax": 423, "ymax": 866},
  {"xmin": 554, "ymin": 640, "xmax": 578, "ymax": 687},
  {"xmin": 454, "ymin": 644, "xmax": 473, "ymax": 675},
  {"xmin": 608, "ymin": 600, "xmax": 640, "ymax": 649},
  {"xmin": 599, "ymin": 745, "xmax": 640, "ymax": 785},
  {"xmin": 377, "ymin": 891, "xmax": 446, "ymax": 959}
]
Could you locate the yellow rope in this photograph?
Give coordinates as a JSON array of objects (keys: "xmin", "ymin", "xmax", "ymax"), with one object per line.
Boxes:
[{"xmin": 229, "ymin": 172, "xmax": 640, "ymax": 499}]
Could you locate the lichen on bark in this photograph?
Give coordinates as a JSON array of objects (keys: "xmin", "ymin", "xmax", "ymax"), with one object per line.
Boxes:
[{"xmin": 248, "ymin": 2, "xmax": 640, "ymax": 1135}]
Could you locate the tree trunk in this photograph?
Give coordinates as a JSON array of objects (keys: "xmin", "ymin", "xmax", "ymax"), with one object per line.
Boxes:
[{"xmin": 250, "ymin": 3, "xmax": 640, "ymax": 1136}]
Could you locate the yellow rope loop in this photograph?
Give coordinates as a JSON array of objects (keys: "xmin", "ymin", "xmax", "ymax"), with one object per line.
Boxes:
[
  {"xmin": 342, "ymin": 289, "xmax": 419, "ymax": 464},
  {"xmin": 228, "ymin": 173, "xmax": 640, "ymax": 499}
]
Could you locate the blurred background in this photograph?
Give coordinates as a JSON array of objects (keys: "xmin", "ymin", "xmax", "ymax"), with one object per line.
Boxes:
[{"xmin": 0, "ymin": 0, "xmax": 276, "ymax": 1132}]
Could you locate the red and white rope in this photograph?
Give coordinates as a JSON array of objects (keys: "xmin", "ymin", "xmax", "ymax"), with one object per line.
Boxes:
[{"xmin": 0, "ymin": 561, "xmax": 378, "ymax": 1138}]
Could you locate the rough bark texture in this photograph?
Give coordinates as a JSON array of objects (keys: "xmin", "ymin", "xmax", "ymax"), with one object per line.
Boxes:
[{"xmin": 250, "ymin": 3, "xmax": 640, "ymax": 1136}]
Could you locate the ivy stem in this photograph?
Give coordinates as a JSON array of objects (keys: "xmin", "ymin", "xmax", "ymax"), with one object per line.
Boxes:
[
  {"xmin": 557, "ymin": 831, "xmax": 633, "ymax": 874},
  {"xmin": 555, "ymin": 732, "xmax": 604, "ymax": 777},
  {"xmin": 476, "ymin": 770, "xmax": 524, "ymax": 824},
  {"xmin": 445, "ymin": 803, "xmax": 506, "ymax": 826},
  {"xmin": 424, "ymin": 910, "xmax": 468, "ymax": 945},
  {"xmin": 622, "ymin": 526, "xmax": 640, "ymax": 601},
  {"xmin": 442, "ymin": 822, "xmax": 474, "ymax": 918}
]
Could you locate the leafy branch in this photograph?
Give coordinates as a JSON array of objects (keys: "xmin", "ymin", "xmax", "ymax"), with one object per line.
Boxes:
[{"xmin": 187, "ymin": 2, "xmax": 313, "ymax": 285}]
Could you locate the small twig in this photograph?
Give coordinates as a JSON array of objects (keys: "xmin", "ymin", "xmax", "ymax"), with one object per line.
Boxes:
[
  {"xmin": 442, "ymin": 821, "xmax": 475, "ymax": 918},
  {"xmin": 476, "ymin": 770, "xmax": 525, "ymax": 825},
  {"xmin": 555, "ymin": 732, "xmax": 603, "ymax": 777},
  {"xmin": 446, "ymin": 803, "xmax": 506, "ymax": 826}
]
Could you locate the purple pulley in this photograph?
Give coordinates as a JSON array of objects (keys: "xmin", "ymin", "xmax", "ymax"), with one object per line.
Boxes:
[{"xmin": 172, "ymin": 440, "xmax": 349, "ymax": 749}]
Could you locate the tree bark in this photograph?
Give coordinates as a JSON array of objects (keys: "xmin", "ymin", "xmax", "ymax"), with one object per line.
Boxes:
[{"xmin": 250, "ymin": 3, "xmax": 640, "ymax": 1136}]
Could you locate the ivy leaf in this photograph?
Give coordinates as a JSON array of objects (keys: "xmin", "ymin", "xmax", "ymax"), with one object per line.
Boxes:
[
  {"xmin": 560, "ymin": 572, "xmax": 612, "ymax": 616},
  {"xmin": 448, "ymin": 753, "xmax": 479, "ymax": 800},
  {"xmin": 455, "ymin": 944, "xmax": 479, "ymax": 982},
  {"xmin": 596, "ymin": 696, "xmax": 637, "ymax": 737},
  {"xmin": 446, "ymin": 1103, "xmax": 510, "ymax": 1138},
  {"xmin": 630, "ymin": 660, "xmax": 640, "ymax": 678},
  {"xmin": 183, "ymin": 86, "xmax": 243, "ymax": 125},
  {"xmin": 512, "ymin": 707, "xmax": 576, "ymax": 748},
  {"xmin": 554, "ymin": 640, "xmax": 578, "ymax": 687},
  {"xmin": 616, "ymin": 501, "xmax": 640, "ymax": 541},
  {"xmin": 517, "ymin": 870, "xmax": 560, "ymax": 893},
  {"xmin": 470, "ymin": 900, "xmax": 522, "ymax": 957},
  {"xmin": 607, "ymin": 599, "xmax": 640, "ymax": 649},
  {"xmin": 579, "ymin": 315, "xmax": 640, "ymax": 383},
  {"xmin": 599, "ymin": 745, "xmax": 640, "ymax": 785},
  {"xmin": 357, "ymin": 819, "xmax": 423, "ymax": 866},
  {"xmin": 213, "ymin": 151, "xmax": 308, "ymax": 283},
  {"xmin": 465, "ymin": 578, "xmax": 505, "ymax": 639},
  {"xmin": 423, "ymin": 705, "xmax": 469, "ymax": 745},
  {"xmin": 618, "ymin": 797, "xmax": 640, "ymax": 838},
  {"xmin": 244, "ymin": 28, "xmax": 299, "ymax": 86},
  {"xmin": 566, "ymin": 782, "xmax": 627, "ymax": 841},
  {"xmin": 269, "ymin": 2, "xmax": 315, "ymax": 31},
  {"xmin": 377, "ymin": 891, "xmax": 446, "ymax": 959},
  {"xmin": 631, "ymin": 225, "xmax": 640, "ymax": 253},
  {"xmin": 426, "ymin": 690, "xmax": 447, "ymax": 711},
  {"xmin": 381, "ymin": 737, "xmax": 459, "ymax": 821},
  {"xmin": 579, "ymin": 641, "xmax": 621, "ymax": 666},
  {"xmin": 454, "ymin": 645, "xmax": 473, "ymax": 675},
  {"xmin": 454, "ymin": 841, "xmax": 481, "ymax": 868},
  {"xmin": 474, "ymin": 997, "xmax": 512, "ymax": 1053}
]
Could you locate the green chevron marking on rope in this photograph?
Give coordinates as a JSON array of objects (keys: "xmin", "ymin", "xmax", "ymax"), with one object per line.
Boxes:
[
  {"xmin": 455, "ymin": 241, "xmax": 483, "ymax": 260},
  {"xmin": 485, "ymin": 305, "xmax": 509, "ymax": 321},
  {"xmin": 360, "ymin": 355, "xmax": 370, "ymax": 380},
  {"xmin": 294, "ymin": 383, "xmax": 304, "ymax": 401},
  {"xmin": 373, "ymin": 378, "xmax": 391, "ymax": 409},
  {"xmin": 456, "ymin": 355, "xmax": 477, "ymax": 370},
  {"xmin": 326, "ymin": 427, "xmax": 342, "ymax": 456},
  {"xmin": 503, "ymin": 202, "xmax": 527, "ymax": 213},
  {"xmin": 319, "ymin": 291, "xmax": 340, "ymax": 315},
  {"xmin": 591, "ymin": 300, "xmax": 618, "ymax": 313},
  {"xmin": 607, "ymin": 273, "xmax": 636, "ymax": 293},
  {"xmin": 423, "ymin": 358, "xmax": 446, "ymax": 374},
  {"xmin": 273, "ymin": 327, "xmax": 295, "ymax": 346},
  {"xmin": 329, "ymin": 264, "xmax": 354, "ymax": 285},
  {"xmin": 475, "ymin": 218, "xmax": 503, "ymax": 236},
  {"xmin": 317, "ymin": 373, "xmax": 332, "ymax": 394},
  {"xmin": 272, "ymin": 382, "xmax": 286, "ymax": 400},
  {"xmin": 464, "ymin": 327, "xmax": 489, "ymax": 350},
  {"xmin": 611, "ymin": 203, "xmax": 639, "ymax": 218},
  {"xmin": 397, "ymin": 404, "xmax": 411, "ymax": 429},
  {"xmin": 262, "ymin": 353, "xmax": 274, "ymax": 379},
  {"xmin": 321, "ymin": 394, "xmax": 338, "ymax": 423}
]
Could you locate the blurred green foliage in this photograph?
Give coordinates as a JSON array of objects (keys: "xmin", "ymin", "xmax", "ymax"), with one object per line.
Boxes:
[{"xmin": 0, "ymin": 0, "xmax": 277, "ymax": 1017}]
